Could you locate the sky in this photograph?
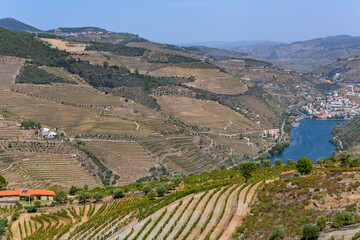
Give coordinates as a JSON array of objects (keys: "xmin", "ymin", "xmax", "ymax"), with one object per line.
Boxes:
[{"xmin": 1, "ymin": 0, "xmax": 360, "ymax": 44}]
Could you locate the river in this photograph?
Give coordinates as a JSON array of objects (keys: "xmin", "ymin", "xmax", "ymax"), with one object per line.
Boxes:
[{"xmin": 270, "ymin": 118, "xmax": 347, "ymax": 163}]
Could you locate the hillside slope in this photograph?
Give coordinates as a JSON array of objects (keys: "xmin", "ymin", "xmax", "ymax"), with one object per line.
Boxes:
[{"xmin": 0, "ymin": 17, "xmax": 42, "ymax": 33}]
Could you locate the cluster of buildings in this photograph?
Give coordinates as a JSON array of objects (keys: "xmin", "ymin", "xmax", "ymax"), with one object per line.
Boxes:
[
  {"xmin": 262, "ymin": 129, "xmax": 280, "ymax": 139},
  {"xmin": 302, "ymin": 87, "xmax": 360, "ymax": 119},
  {"xmin": 40, "ymin": 128, "xmax": 57, "ymax": 138},
  {"xmin": 53, "ymin": 29, "xmax": 105, "ymax": 37}
]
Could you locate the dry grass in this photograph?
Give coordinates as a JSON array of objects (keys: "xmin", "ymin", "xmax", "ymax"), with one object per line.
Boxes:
[
  {"xmin": 0, "ymin": 62, "xmax": 24, "ymax": 91},
  {"xmin": 210, "ymin": 135, "xmax": 260, "ymax": 156},
  {"xmin": 40, "ymin": 38, "xmax": 87, "ymax": 52},
  {"xmin": 150, "ymin": 67, "xmax": 248, "ymax": 94},
  {"xmin": 83, "ymin": 141, "xmax": 156, "ymax": 185}
]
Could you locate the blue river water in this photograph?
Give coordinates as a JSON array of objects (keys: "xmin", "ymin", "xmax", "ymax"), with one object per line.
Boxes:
[{"xmin": 270, "ymin": 118, "xmax": 347, "ymax": 163}]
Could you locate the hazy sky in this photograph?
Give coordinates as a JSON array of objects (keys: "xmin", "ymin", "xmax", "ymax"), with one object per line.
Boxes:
[{"xmin": 1, "ymin": 0, "xmax": 360, "ymax": 44}]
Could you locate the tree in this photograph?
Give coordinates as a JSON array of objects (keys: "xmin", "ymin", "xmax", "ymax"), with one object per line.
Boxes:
[
  {"xmin": 296, "ymin": 157, "xmax": 313, "ymax": 175},
  {"xmin": 220, "ymin": 164, "xmax": 226, "ymax": 171},
  {"xmin": 275, "ymin": 159, "xmax": 282, "ymax": 166},
  {"xmin": 112, "ymin": 188, "xmax": 124, "ymax": 199},
  {"xmin": 232, "ymin": 164, "xmax": 239, "ymax": 170},
  {"xmin": 54, "ymin": 190, "xmax": 67, "ymax": 203},
  {"xmin": 239, "ymin": 162, "xmax": 256, "ymax": 183},
  {"xmin": 160, "ymin": 175, "xmax": 170, "ymax": 182},
  {"xmin": 92, "ymin": 193, "xmax": 103, "ymax": 202},
  {"xmin": 0, "ymin": 175, "xmax": 7, "ymax": 190},
  {"xmin": 263, "ymin": 159, "xmax": 271, "ymax": 167},
  {"xmin": 77, "ymin": 193, "xmax": 91, "ymax": 203},
  {"xmin": 147, "ymin": 190, "xmax": 157, "ymax": 200},
  {"xmin": 142, "ymin": 185, "xmax": 152, "ymax": 195},
  {"xmin": 156, "ymin": 184, "xmax": 168, "ymax": 196},
  {"xmin": 301, "ymin": 224, "xmax": 319, "ymax": 240},
  {"xmin": 339, "ymin": 151, "xmax": 351, "ymax": 166},
  {"xmin": 69, "ymin": 185, "xmax": 78, "ymax": 196},
  {"xmin": 287, "ymin": 159, "xmax": 294, "ymax": 165},
  {"xmin": 268, "ymin": 225, "xmax": 287, "ymax": 240},
  {"xmin": 84, "ymin": 184, "xmax": 89, "ymax": 191}
]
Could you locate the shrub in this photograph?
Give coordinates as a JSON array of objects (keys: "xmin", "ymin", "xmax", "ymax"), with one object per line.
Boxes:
[
  {"xmin": 316, "ymin": 215, "xmax": 327, "ymax": 230},
  {"xmin": 301, "ymin": 224, "xmax": 320, "ymax": 240},
  {"xmin": 296, "ymin": 157, "xmax": 313, "ymax": 175},
  {"xmin": 11, "ymin": 212, "xmax": 20, "ymax": 221},
  {"xmin": 69, "ymin": 185, "xmax": 78, "ymax": 195},
  {"xmin": 0, "ymin": 218, "xmax": 8, "ymax": 234},
  {"xmin": 54, "ymin": 190, "xmax": 68, "ymax": 203},
  {"xmin": 268, "ymin": 225, "xmax": 287, "ymax": 240},
  {"xmin": 275, "ymin": 159, "xmax": 282, "ymax": 166},
  {"xmin": 331, "ymin": 210, "xmax": 355, "ymax": 228},
  {"xmin": 77, "ymin": 193, "xmax": 91, "ymax": 203},
  {"xmin": 287, "ymin": 159, "xmax": 294, "ymax": 165},
  {"xmin": 112, "ymin": 188, "xmax": 124, "ymax": 199},
  {"xmin": 232, "ymin": 164, "xmax": 239, "ymax": 170}
]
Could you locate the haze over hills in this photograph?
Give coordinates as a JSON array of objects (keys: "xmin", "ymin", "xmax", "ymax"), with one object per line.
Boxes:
[
  {"xmin": 236, "ymin": 35, "xmax": 360, "ymax": 70},
  {"xmin": 182, "ymin": 40, "xmax": 282, "ymax": 50}
]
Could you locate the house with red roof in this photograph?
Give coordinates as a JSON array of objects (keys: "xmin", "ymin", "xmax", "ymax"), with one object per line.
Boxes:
[
  {"xmin": 0, "ymin": 189, "xmax": 55, "ymax": 203},
  {"xmin": 280, "ymin": 170, "xmax": 297, "ymax": 180}
]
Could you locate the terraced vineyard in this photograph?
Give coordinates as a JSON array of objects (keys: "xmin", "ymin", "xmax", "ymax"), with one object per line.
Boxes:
[
  {"xmin": 82, "ymin": 141, "xmax": 156, "ymax": 185},
  {"xmin": 141, "ymin": 138, "xmax": 217, "ymax": 174},
  {"xmin": 2, "ymin": 153, "xmax": 101, "ymax": 189}
]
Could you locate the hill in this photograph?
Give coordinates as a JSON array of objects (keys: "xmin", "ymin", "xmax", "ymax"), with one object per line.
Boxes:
[
  {"xmin": 0, "ymin": 18, "xmax": 42, "ymax": 33},
  {"xmin": 311, "ymin": 54, "xmax": 360, "ymax": 82},
  {"xmin": 236, "ymin": 35, "xmax": 360, "ymax": 70},
  {"xmin": 331, "ymin": 115, "xmax": 360, "ymax": 154}
]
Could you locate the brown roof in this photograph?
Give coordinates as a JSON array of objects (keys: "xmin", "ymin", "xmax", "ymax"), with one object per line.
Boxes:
[
  {"xmin": 280, "ymin": 170, "xmax": 296, "ymax": 175},
  {"xmin": 0, "ymin": 189, "xmax": 55, "ymax": 197}
]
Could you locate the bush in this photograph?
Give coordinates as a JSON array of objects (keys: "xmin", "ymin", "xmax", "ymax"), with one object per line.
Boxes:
[
  {"xmin": 239, "ymin": 161, "xmax": 256, "ymax": 182},
  {"xmin": 112, "ymin": 188, "xmax": 125, "ymax": 199},
  {"xmin": 69, "ymin": 185, "xmax": 78, "ymax": 195},
  {"xmin": 160, "ymin": 175, "xmax": 170, "ymax": 182},
  {"xmin": 77, "ymin": 193, "xmax": 91, "ymax": 203},
  {"xmin": 0, "ymin": 218, "xmax": 8, "ymax": 234},
  {"xmin": 25, "ymin": 206, "xmax": 37, "ymax": 213},
  {"xmin": 147, "ymin": 190, "xmax": 157, "ymax": 200},
  {"xmin": 316, "ymin": 215, "xmax": 327, "ymax": 231},
  {"xmin": 275, "ymin": 159, "xmax": 282, "ymax": 166},
  {"xmin": 232, "ymin": 164, "xmax": 239, "ymax": 170},
  {"xmin": 287, "ymin": 159, "xmax": 294, "ymax": 165},
  {"xmin": 11, "ymin": 212, "xmax": 20, "ymax": 221},
  {"xmin": 301, "ymin": 224, "xmax": 320, "ymax": 240},
  {"xmin": 296, "ymin": 157, "xmax": 313, "ymax": 175},
  {"xmin": 54, "ymin": 190, "xmax": 68, "ymax": 203},
  {"xmin": 331, "ymin": 210, "xmax": 355, "ymax": 228},
  {"xmin": 268, "ymin": 225, "xmax": 287, "ymax": 240}
]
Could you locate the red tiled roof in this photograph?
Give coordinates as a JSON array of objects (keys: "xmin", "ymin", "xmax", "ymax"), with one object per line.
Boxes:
[
  {"xmin": 280, "ymin": 170, "xmax": 296, "ymax": 175},
  {"xmin": 0, "ymin": 189, "xmax": 55, "ymax": 197}
]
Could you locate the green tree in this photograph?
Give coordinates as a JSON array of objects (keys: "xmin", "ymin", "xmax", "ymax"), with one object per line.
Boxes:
[
  {"xmin": 69, "ymin": 185, "xmax": 78, "ymax": 195},
  {"xmin": 156, "ymin": 184, "xmax": 168, "ymax": 196},
  {"xmin": 239, "ymin": 161, "xmax": 256, "ymax": 183},
  {"xmin": 0, "ymin": 218, "xmax": 7, "ymax": 234},
  {"xmin": 232, "ymin": 164, "xmax": 239, "ymax": 170},
  {"xmin": 287, "ymin": 159, "xmax": 294, "ymax": 165},
  {"xmin": 160, "ymin": 175, "xmax": 170, "ymax": 182},
  {"xmin": 92, "ymin": 193, "xmax": 103, "ymax": 202},
  {"xmin": 142, "ymin": 185, "xmax": 152, "ymax": 195},
  {"xmin": 339, "ymin": 151, "xmax": 351, "ymax": 166},
  {"xmin": 77, "ymin": 193, "xmax": 91, "ymax": 203},
  {"xmin": 147, "ymin": 190, "xmax": 157, "ymax": 200},
  {"xmin": 296, "ymin": 157, "xmax": 313, "ymax": 175},
  {"xmin": 301, "ymin": 224, "xmax": 320, "ymax": 240},
  {"xmin": 84, "ymin": 184, "xmax": 89, "ymax": 191},
  {"xmin": 275, "ymin": 159, "xmax": 282, "ymax": 166},
  {"xmin": 263, "ymin": 159, "xmax": 271, "ymax": 167},
  {"xmin": 54, "ymin": 190, "xmax": 67, "ymax": 203},
  {"xmin": 112, "ymin": 188, "xmax": 124, "ymax": 199}
]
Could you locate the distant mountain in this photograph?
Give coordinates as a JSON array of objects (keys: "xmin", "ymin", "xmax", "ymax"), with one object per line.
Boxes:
[
  {"xmin": 236, "ymin": 35, "xmax": 360, "ymax": 70},
  {"xmin": 0, "ymin": 17, "xmax": 42, "ymax": 32},
  {"xmin": 183, "ymin": 40, "xmax": 282, "ymax": 50}
]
